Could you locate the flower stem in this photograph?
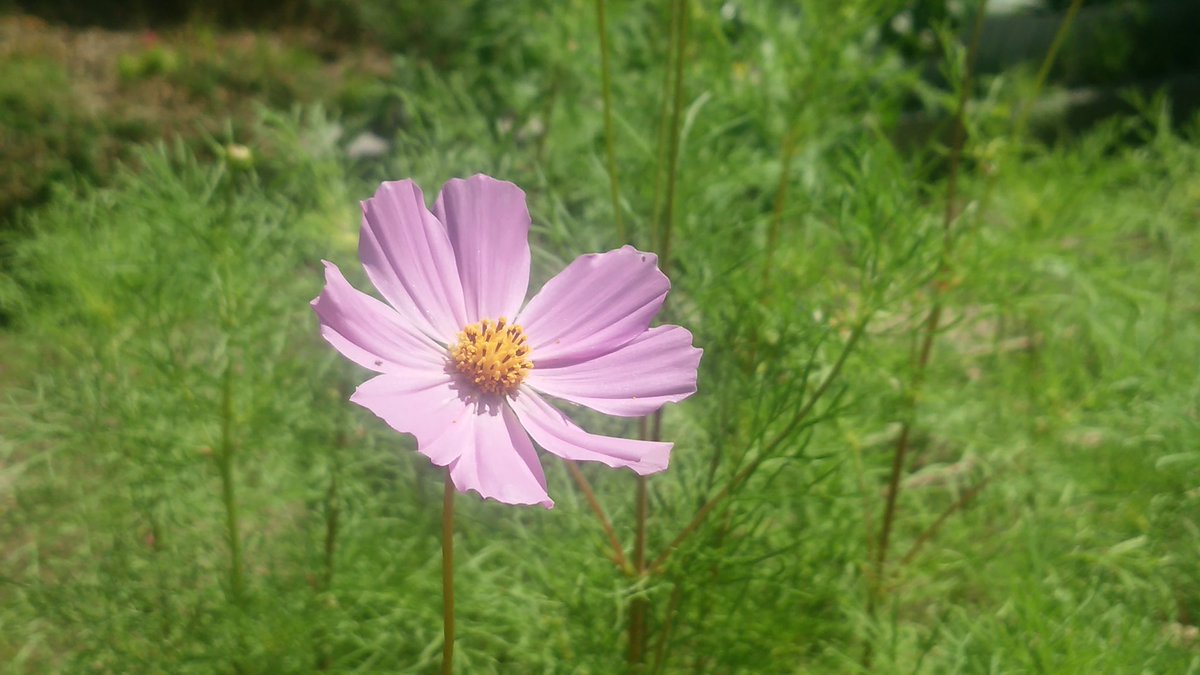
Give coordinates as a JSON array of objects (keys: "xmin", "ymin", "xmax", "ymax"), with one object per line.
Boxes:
[
  {"xmin": 322, "ymin": 469, "xmax": 340, "ymax": 592},
  {"xmin": 649, "ymin": 581, "xmax": 683, "ymax": 672},
  {"xmin": 657, "ymin": 0, "xmax": 689, "ymax": 274},
  {"xmin": 149, "ymin": 511, "xmax": 172, "ymax": 639},
  {"xmin": 630, "ymin": 1, "xmax": 688, "ymax": 664},
  {"xmin": 649, "ymin": 0, "xmax": 682, "ymax": 249},
  {"xmin": 441, "ymin": 471, "xmax": 455, "ymax": 675},
  {"xmin": 218, "ymin": 361, "xmax": 244, "ymax": 606},
  {"xmin": 316, "ymin": 456, "xmax": 340, "ymax": 671},
  {"xmin": 897, "ymin": 477, "xmax": 990, "ymax": 569},
  {"xmin": 1014, "ymin": 0, "xmax": 1083, "ymax": 144},
  {"xmin": 868, "ymin": 0, "xmax": 987, "ymax": 639},
  {"xmin": 566, "ymin": 461, "xmax": 631, "ymax": 573},
  {"xmin": 595, "ymin": 0, "xmax": 624, "ymax": 244},
  {"xmin": 761, "ymin": 125, "xmax": 797, "ymax": 295},
  {"xmin": 628, "ymin": 473, "xmax": 649, "ymax": 666}
]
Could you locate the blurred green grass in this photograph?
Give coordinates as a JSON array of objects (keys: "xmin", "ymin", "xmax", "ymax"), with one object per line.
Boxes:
[{"xmin": 1, "ymin": 1, "xmax": 1198, "ymax": 672}]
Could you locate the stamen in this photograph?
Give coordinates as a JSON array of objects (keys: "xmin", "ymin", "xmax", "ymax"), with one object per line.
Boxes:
[{"xmin": 449, "ymin": 317, "xmax": 533, "ymax": 396}]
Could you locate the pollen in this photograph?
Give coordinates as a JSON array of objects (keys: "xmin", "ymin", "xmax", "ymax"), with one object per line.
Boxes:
[{"xmin": 449, "ymin": 318, "xmax": 533, "ymax": 396}]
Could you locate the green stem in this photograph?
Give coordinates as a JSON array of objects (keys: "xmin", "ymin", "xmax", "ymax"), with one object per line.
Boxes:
[
  {"xmin": 868, "ymin": 0, "xmax": 988, "ymax": 636},
  {"xmin": 897, "ymin": 477, "xmax": 990, "ymax": 569},
  {"xmin": 149, "ymin": 511, "xmax": 172, "ymax": 639},
  {"xmin": 441, "ymin": 472, "xmax": 456, "ymax": 675},
  {"xmin": 322, "ymin": 469, "xmax": 339, "ymax": 593},
  {"xmin": 218, "ymin": 361, "xmax": 244, "ymax": 606},
  {"xmin": 315, "ymin": 461, "xmax": 340, "ymax": 671},
  {"xmin": 650, "ymin": 314, "xmax": 869, "ymax": 574},
  {"xmin": 746, "ymin": 122, "xmax": 800, "ymax": 368},
  {"xmin": 970, "ymin": 0, "xmax": 1084, "ymax": 244},
  {"xmin": 650, "ymin": 582, "xmax": 683, "ymax": 673},
  {"xmin": 596, "ymin": 0, "xmax": 625, "ymax": 244},
  {"xmin": 1013, "ymin": 0, "xmax": 1084, "ymax": 144},
  {"xmin": 649, "ymin": 0, "xmax": 682, "ymax": 250},
  {"xmin": 761, "ymin": 125, "xmax": 797, "ymax": 294},
  {"xmin": 629, "ymin": 2, "xmax": 689, "ymax": 665},
  {"xmin": 628, "ymin": 472, "xmax": 650, "ymax": 666},
  {"xmin": 566, "ymin": 461, "xmax": 631, "ymax": 574},
  {"xmin": 658, "ymin": 0, "xmax": 690, "ymax": 274}
]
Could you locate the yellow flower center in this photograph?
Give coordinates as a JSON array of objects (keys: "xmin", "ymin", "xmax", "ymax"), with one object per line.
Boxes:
[{"xmin": 449, "ymin": 317, "xmax": 533, "ymax": 396}]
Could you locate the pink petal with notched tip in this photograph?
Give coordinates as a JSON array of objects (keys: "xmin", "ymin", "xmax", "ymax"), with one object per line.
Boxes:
[
  {"xmin": 359, "ymin": 180, "xmax": 468, "ymax": 343},
  {"xmin": 516, "ymin": 246, "xmax": 670, "ymax": 368},
  {"xmin": 448, "ymin": 404, "xmax": 552, "ymax": 508},
  {"xmin": 351, "ymin": 375, "xmax": 553, "ymax": 508},
  {"xmin": 526, "ymin": 325, "xmax": 701, "ymax": 417},
  {"xmin": 435, "ymin": 175, "xmax": 531, "ymax": 324},
  {"xmin": 311, "ymin": 261, "xmax": 446, "ymax": 374},
  {"xmin": 508, "ymin": 389, "xmax": 672, "ymax": 475}
]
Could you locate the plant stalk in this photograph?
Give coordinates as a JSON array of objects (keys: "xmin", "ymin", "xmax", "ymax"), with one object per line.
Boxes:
[
  {"xmin": 650, "ymin": 315, "xmax": 869, "ymax": 574},
  {"xmin": 871, "ymin": 0, "xmax": 988, "ymax": 611},
  {"xmin": 315, "ymin": 461, "xmax": 340, "ymax": 671},
  {"xmin": 631, "ymin": 0, "xmax": 688, "ymax": 664},
  {"xmin": 441, "ymin": 472, "xmax": 455, "ymax": 675},
  {"xmin": 650, "ymin": 582, "xmax": 683, "ymax": 673},
  {"xmin": 650, "ymin": 0, "xmax": 682, "ymax": 249},
  {"xmin": 628, "ymin": 474, "xmax": 650, "ymax": 665},
  {"xmin": 596, "ymin": 0, "xmax": 625, "ymax": 244},
  {"xmin": 1014, "ymin": 0, "xmax": 1084, "ymax": 143},
  {"xmin": 566, "ymin": 461, "xmax": 631, "ymax": 573},
  {"xmin": 657, "ymin": 0, "xmax": 690, "ymax": 273},
  {"xmin": 761, "ymin": 125, "xmax": 797, "ymax": 293},
  {"xmin": 218, "ymin": 361, "xmax": 244, "ymax": 606},
  {"xmin": 322, "ymin": 469, "xmax": 339, "ymax": 592},
  {"xmin": 898, "ymin": 477, "xmax": 990, "ymax": 569}
]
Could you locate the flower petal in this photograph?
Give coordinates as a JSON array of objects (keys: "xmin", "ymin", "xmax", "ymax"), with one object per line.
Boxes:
[
  {"xmin": 435, "ymin": 175, "xmax": 531, "ymax": 323},
  {"xmin": 526, "ymin": 325, "xmax": 701, "ymax": 416},
  {"xmin": 350, "ymin": 372, "xmax": 473, "ymax": 468},
  {"xmin": 359, "ymin": 180, "xmax": 468, "ymax": 342},
  {"xmin": 516, "ymin": 246, "xmax": 670, "ymax": 367},
  {"xmin": 311, "ymin": 260, "xmax": 445, "ymax": 373},
  {"xmin": 351, "ymin": 376, "xmax": 552, "ymax": 508},
  {"xmin": 449, "ymin": 405, "xmax": 552, "ymax": 508},
  {"xmin": 509, "ymin": 389, "xmax": 671, "ymax": 475}
]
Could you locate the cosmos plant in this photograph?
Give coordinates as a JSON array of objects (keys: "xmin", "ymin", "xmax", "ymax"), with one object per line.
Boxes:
[{"xmin": 312, "ymin": 175, "xmax": 701, "ymax": 669}]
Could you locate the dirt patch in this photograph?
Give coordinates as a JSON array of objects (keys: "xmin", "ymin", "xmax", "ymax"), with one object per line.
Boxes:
[{"xmin": 0, "ymin": 13, "xmax": 392, "ymax": 221}]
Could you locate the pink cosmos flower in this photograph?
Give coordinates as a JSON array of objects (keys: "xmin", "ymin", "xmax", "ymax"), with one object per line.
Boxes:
[{"xmin": 312, "ymin": 175, "xmax": 701, "ymax": 508}]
